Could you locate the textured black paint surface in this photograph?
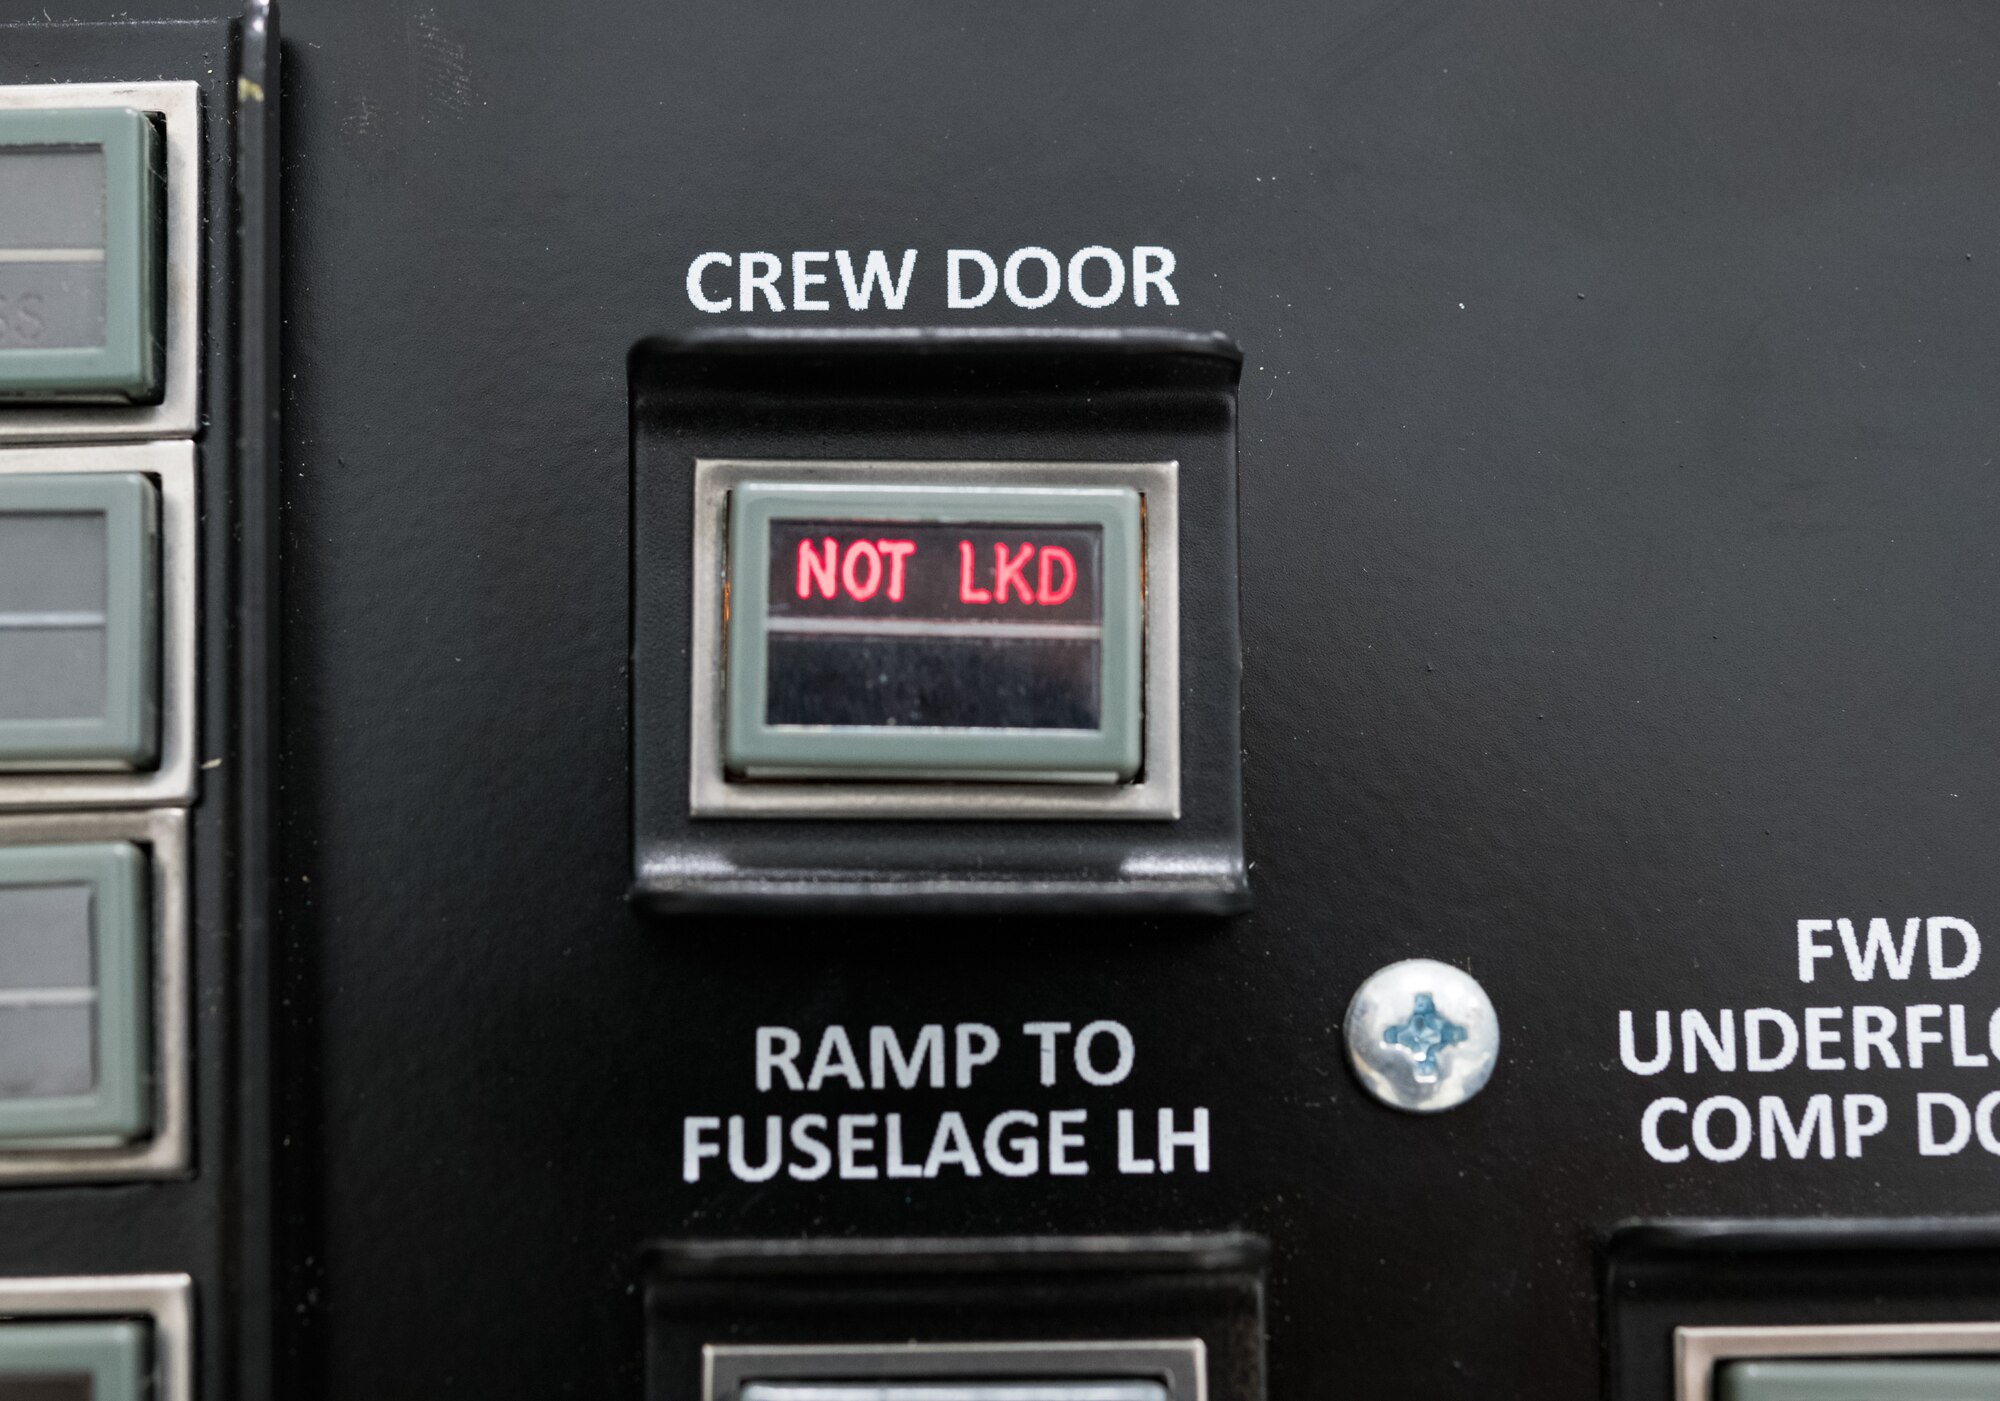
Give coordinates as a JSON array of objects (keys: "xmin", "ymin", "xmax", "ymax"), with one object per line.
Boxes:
[{"xmin": 21, "ymin": 0, "xmax": 2000, "ymax": 1396}]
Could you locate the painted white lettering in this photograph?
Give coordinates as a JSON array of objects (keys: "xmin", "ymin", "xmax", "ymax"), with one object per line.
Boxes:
[
  {"xmin": 947, "ymin": 249, "xmax": 998, "ymax": 309},
  {"xmin": 1759, "ymin": 1094, "xmax": 1835, "ymax": 1159},
  {"xmin": 1804, "ymin": 1007, "xmax": 1847, "ymax": 1070},
  {"xmin": 1839, "ymin": 917, "xmax": 1920, "ymax": 981},
  {"xmin": 884, "ymin": 1113, "xmax": 925, "ymax": 1180},
  {"xmin": 1682, "ymin": 1009, "xmax": 1737, "ymax": 1073},
  {"xmin": 790, "ymin": 251, "xmax": 831, "ymax": 311},
  {"xmin": 1692, "ymin": 1096, "xmax": 1752, "ymax": 1162},
  {"xmin": 687, "ymin": 252, "xmax": 733, "ymax": 313},
  {"xmin": 788, "ymin": 1114, "xmax": 831, "ymax": 1180},
  {"xmin": 955, "ymin": 1023, "xmax": 1001, "ymax": 1087},
  {"xmin": 1918, "ymin": 1092, "xmax": 1972, "ymax": 1156},
  {"xmin": 923, "ymin": 1111, "xmax": 982, "ymax": 1177},
  {"xmin": 984, "ymin": 1110, "xmax": 1040, "ymax": 1177},
  {"xmin": 1003, "ymin": 246, "xmax": 1061, "ymax": 309},
  {"xmin": 757, "ymin": 1026, "xmax": 804, "ymax": 1091},
  {"xmin": 807, "ymin": 1026, "xmax": 866, "ymax": 1091},
  {"xmin": 738, "ymin": 251, "xmax": 783, "ymax": 312},
  {"xmin": 1844, "ymin": 1093, "xmax": 1888, "ymax": 1157},
  {"xmin": 1951, "ymin": 1005, "xmax": 1992, "ymax": 1068},
  {"xmin": 1977, "ymin": 1091, "xmax": 2000, "ymax": 1156},
  {"xmin": 1117, "ymin": 1108, "xmax": 1156, "ymax": 1173},
  {"xmin": 1641, "ymin": 1097, "xmax": 1690, "ymax": 1163},
  {"xmin": 1049, "ymin": 1109, "xmax": 1089, "ymax": 1176},
  {"xmin": 1797, "ymin": 919, "xmax": 1836, "ymax": 982},
  {"xmin": 837, "ymin": 1113, "xmax": 879, "ymax": 1179},
  {"xmin": 1854, "ymin": 1006, "xmax": 1901, "ymax": 1069},
  {"xmin": 870, "ymin": 1025, "xmax": 946, "ymax": 1090},
  {"xmin": 728, "ymin": 1115, "xmax": 784, "ymax": 1183},
  {"xmin": 1745, "ymin": 1009, "xmax": 1799, "ymax": 1072},
  {"xmin": 683, "ymin": 1116, "xmax": 721, "ymax": 1182},
  {"xmin": 1157, "ymin": 1107, "xmax": 1210, "ymax": 1173},
  {"xmin": 1620, "ymin": 1010, "xmax": 1672, "ymax": 1075},
  {"xmin": 1067, "ymin": 246, "xmax": 1125, "ymax": 309},
  {"xmin": 1022, "ymin": 1022, "xmax": 1072, "ymax": 1087},
  {"xmin": 1074, "ymin": 1020, "xmax": 1136, "ymax": 1087},
  {"xmin": 1928, "ymin": 917, "xmax": 1981, "ymax": 979},
  {"xmin": 1906, "ymin": 1004, "xmax": 1945, "ymax": 1069},
  {"xmin": 1132, "ymin": 246, "xmax": 1179, "ymax": 307},
  {"xmin": 836, "ymin": 249, "xmax": 918, "ymax": 310}
]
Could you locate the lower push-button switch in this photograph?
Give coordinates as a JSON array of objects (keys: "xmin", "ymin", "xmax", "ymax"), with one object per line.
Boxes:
[
  {"xmin": 0, "ymin": 1320, "xmax": 146, "ymax": 1401},
  {"xmin": 0, "ymin": 841, "xmax": 149, "ymax": 1145},
  {"xmin": 1718, "ymin": 1360, "xmax": 2000, "ymax": 1401}
]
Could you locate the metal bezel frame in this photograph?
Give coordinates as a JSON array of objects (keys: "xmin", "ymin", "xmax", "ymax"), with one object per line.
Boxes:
[
  {"xmin": 1676, "ymin": 1322, "xmax": 2000, "ymax": 1401},
  {"xmin": 689, "ymin": 459, "xmax": 1181, "ymax": 820},
  {"xmin": 0, "ymin": 82, "xmax": 199, "ymax": 441},
  {"xmin": 0, "ymin": 1273, "xmax": 192, "ymax": 1401},
  {"xmin": 705, "ymin": 1340, "xmax": 1207, "ymax": 1401},
  {"xmin": 0, "ymin": 442, "xmax": 197, "ymax": 810},
  {"xmin": 0, "ymin": 472, "xmax": 158, "ymax": 769},
  {"xmin": 0, "ymin": 808, "xmax": 189, "ymax": 1181}
]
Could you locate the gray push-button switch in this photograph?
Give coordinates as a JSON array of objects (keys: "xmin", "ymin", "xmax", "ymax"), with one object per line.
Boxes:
[
  {"xmin": 1718, "ymin": 1359, "xmax": 2000, "ymax": 1401},
  {"xmin": 0, "ymin": 842, "xmax": 149, "ymax": 1145},
  {"xmin": 0, "ymin": 473, "xmax": 158, "ymax": 771},
  {"xmin": 0, "ymin": 1320, "xmax": 147, "ymax": 1401},
  {"xmin": 0, "ymin": 108, "xmax": 162, "ymax": 403}
]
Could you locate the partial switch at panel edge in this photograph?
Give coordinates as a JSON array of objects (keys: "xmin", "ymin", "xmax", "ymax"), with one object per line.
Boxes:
[
  {"xmin": 0, "ymin": 106, "xmax": 163, "ymax": 405},
  {"xmin": 1718, "ymin": 1359, "xmax": 2000, "ymax": 1401},
  {"xmin": 0, "ymin": 1319, "xmax": 147, "ymax": 1401}
]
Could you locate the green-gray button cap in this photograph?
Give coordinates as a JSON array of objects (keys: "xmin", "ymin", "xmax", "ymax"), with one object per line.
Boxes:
[
  {"xmin": 0, "ymin": 472, "xmax": 159, "ymax": 771},
  {"xmin": 0, "ymin": 842, "xmax": 151, "ymax": 1145},
  {"xmin": 0, "ymin": 107, "xmax": 163, "ymax": 404},
  {"xmin": 1718, "ymin": 1358, "xmax": 2000, "ymax": 1401},
  {"xmin": 0, "ymin": 1320, "xmax": 147, "ymax": 1401}
]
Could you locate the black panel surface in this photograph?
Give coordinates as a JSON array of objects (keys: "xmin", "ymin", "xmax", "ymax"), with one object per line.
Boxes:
[{"xmin": 17, "ymin": 1, "xmax": 2000, "ymax": 1399}]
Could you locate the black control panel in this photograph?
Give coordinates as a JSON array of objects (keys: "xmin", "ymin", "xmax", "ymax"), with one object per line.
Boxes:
[{"xmin": 0, "ymin": 3, "xmax": 1997, "ymax": 1401}]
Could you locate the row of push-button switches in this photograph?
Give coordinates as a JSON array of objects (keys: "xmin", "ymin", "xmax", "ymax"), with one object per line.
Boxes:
[{"xmin": 0, "ymin": 88, "xmax": 192, "ymax": 1401}]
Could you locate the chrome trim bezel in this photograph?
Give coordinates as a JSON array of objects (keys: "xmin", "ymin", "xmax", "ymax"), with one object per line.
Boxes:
[
  {"xmin": 0, "ymin": 442, "xmax": 197, "ymax": 810},
  {"xmin": 0, "ymin": 807, "xmax": 189, "ymax": 1181}
]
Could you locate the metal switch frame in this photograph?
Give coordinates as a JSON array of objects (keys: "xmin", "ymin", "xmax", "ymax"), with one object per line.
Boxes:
[
  {"xmin": 0, "ymin": 443, "xmax": 198, "ymax": 811},
  {"xmin": 0, "ymin": 808, "xmax": 188, "ymax": 1182},
  {"xmin": 0, "ymin": 1274, "xmax": 191, "ymax": 1401}
]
